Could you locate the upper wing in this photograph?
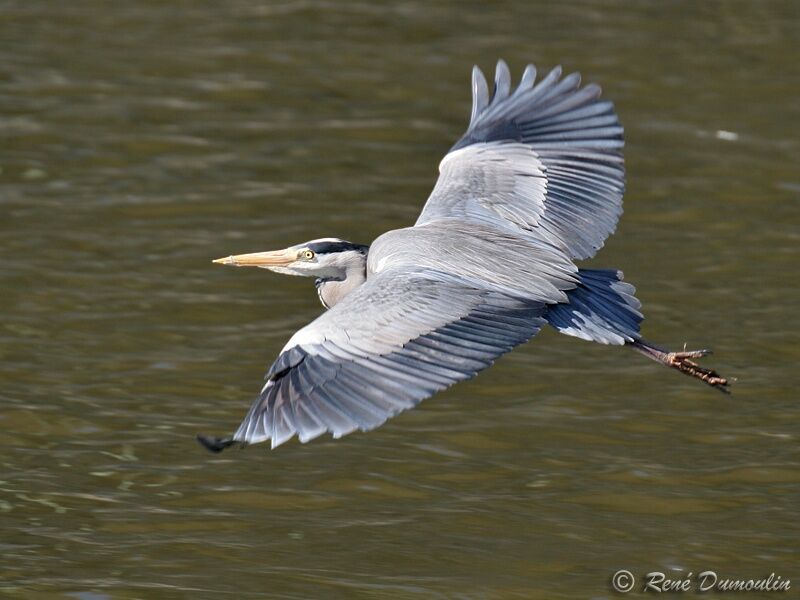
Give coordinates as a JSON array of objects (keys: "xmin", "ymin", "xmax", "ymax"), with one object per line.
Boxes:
[
  {"xmin": 230, "ymin": 268, "xmax": 547, "ymax": 448},
  {"xmin": 416, "ymin": 60, "xmax": 625, "ymax": 260}
]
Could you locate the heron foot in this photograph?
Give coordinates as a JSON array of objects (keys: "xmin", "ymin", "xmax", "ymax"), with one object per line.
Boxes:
[
  {"xmin": 664, "ymin": 350, "xmax": 730, "ymax": 393},
  {"xmin": 630, "ymin": 340, "xmax": 731, "ymax": 394}
]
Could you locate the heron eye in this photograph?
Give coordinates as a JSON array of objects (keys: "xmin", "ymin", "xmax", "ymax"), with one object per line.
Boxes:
[{"xmin": 301, "ymin": 250, "xmax": 315, "ymax": 260}]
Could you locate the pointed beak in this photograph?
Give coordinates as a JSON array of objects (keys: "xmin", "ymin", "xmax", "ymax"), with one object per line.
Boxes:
[{"xmin": 212, "ymin": 248, "xmax": 296, "ymax": 267}]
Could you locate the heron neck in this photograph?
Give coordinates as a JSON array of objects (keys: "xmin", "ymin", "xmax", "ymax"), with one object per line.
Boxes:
[{"xmin": 315, "ymin": 266, "xmax": 366, "ymax": 309}]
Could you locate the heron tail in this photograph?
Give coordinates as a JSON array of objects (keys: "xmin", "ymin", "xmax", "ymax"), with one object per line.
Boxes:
[{"xmin": 546, "ymin": 268, "xmax": 642, "ymax": 345}]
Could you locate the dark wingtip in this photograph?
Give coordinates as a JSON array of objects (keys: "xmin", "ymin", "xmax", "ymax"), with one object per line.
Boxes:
[{"xmin": 197, "ymin": 434, "xmax": 237, "ymax": 453}]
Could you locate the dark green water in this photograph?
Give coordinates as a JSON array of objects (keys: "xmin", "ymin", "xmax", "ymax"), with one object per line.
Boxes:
[{"xmin": 2, "ymin": 1, "xmax": 798, "ymax": 598}]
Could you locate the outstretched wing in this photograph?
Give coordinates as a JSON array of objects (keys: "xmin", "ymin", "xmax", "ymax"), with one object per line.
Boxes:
[
  {"xmin": 416, "ymin": 60, "xmax": 625, "ymax": 260},
  {"xmin": 230, "ymin": 269, "xmax": 547, "ymax": 448}
]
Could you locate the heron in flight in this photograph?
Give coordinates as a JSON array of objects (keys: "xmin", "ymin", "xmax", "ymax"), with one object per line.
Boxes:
[{"xmin": 198, "ymin": 60, "xmax": 729, "ymax": 453}]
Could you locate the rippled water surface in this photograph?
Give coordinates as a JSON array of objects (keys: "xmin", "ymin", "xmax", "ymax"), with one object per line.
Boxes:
[{"xmin": 2, "ymin": 1, "xmax": 798, "ymax": 598}]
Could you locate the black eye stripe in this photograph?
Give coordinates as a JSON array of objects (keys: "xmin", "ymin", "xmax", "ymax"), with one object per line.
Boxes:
[{"xmin": 306, "ymin": 241, "xmax": 369, "ymax": 255}]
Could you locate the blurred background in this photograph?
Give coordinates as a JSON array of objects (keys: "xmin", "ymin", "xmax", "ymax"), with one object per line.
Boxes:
[{"xmin": 1, "ymin": 1, "xmax": 798, "ymax": 598}]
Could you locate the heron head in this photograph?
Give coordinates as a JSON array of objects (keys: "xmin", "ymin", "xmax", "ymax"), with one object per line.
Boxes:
[{"xmin": 213, "ymin": 238, "xmax": 369, "ymax": 278}]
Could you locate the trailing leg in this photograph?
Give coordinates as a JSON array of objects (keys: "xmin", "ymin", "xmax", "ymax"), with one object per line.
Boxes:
[{"xmin": 629, "ymin": 339, "xmax": 730, "ymax": 393}]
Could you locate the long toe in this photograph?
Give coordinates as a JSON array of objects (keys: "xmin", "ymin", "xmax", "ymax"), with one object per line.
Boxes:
[{"xmin": 670, "ymin": 348, "xmax": 712, "ymax": 359}]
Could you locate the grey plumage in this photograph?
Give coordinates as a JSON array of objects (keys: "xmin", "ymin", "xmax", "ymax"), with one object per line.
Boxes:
[
  {"xmin": 438, "ymin": 63, "xmax": 625, "ymax": 260},
  {"xmin": 199, "ymin": 60, "xmax": 729, "ymax": 453},
  {"xmin": 547, "ymin": 269, "xmax": 642, "ymax": 345},
  {"xmin": 236, "ymin": 271, "xmax": 549, "ymax": 447}
]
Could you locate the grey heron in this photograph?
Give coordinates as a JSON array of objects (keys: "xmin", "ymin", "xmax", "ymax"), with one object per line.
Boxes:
[{"xmin": 198, "ymin": 60, "xmax": 729, "ymax": 453}]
